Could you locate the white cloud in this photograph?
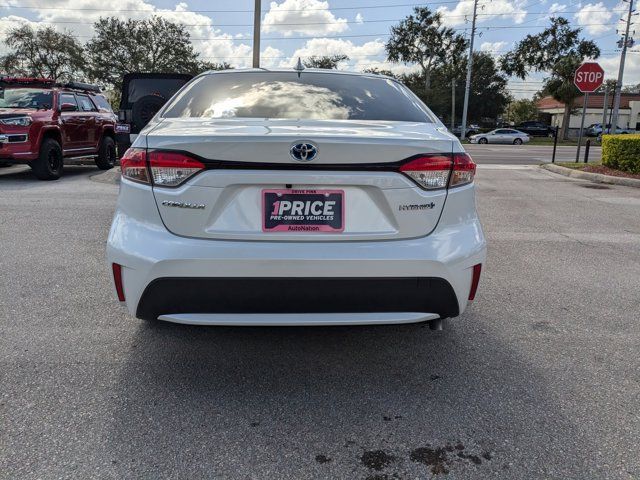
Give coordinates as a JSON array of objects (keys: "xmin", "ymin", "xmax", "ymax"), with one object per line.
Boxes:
[
  {"xmin": 0, "ymin": 0, "xmax": 256, "ymax": 68},
  {"xmin": 438, "ymin": 0, "xmax": 528, "ymax": 27},
  {"xmin": 0, "ymin": 15, "xmax": 40, "ymax": 55},
  {"xmin": 549, "ymin": 3, "xmax": 567, "ymax": 14},
  {"xmin": 279, "ymin": 37, "xmax": 420, "ymax": 75},
  {"xmin": 355, "ymin": 13, "xmax": 364, "ymax": 24},
  {"xmin": 480, "ymin": 41, "xmax": 509, "ymax": 53},
  {"xmin": 260, "ymin": 46, "xmax": 285, "ymax": 68},
  {"xmin": 574, "ymin": 2, "xmax": 613, "ymax": 34},
  {"xmin": 598, "ymin": 48, "xmax": 640, "ymax": 86},
  {"xmin": 263, "ymin": 0, "xmax": 348, "ymax": 36}
]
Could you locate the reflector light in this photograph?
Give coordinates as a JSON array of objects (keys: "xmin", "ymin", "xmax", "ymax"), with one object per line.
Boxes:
[
  {"xmin": 450, "ymin": 153, "xmax": 476, "ymax": 188},
  {"xmin": 468, "ymin": 263, "xmax": 482, "ymax": 301},
  {"xmin": 120, "ymin": 148, "xmax": 149, "ymax": 184},
  {"xmin": 148, "ymin": 151, "xmax": 205, "ymax": 187},
  {"xmin": 399, "ymin": 155, "xmax": 453, "ymax": 190},
  {"xmin": 112, "ymin": 263, "xmax": 125, "ymax": 302}
]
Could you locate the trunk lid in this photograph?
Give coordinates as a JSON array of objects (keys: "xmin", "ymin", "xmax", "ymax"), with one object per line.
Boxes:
[{"xmin": 148, "ymin": 119, "xmax": 456, "ymax": 241}]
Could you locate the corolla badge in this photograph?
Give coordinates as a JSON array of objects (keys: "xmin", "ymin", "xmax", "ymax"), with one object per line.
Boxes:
[
  {"xmin": 162, "ymin": 200, "xmax": 205, "ymax": 210},
  {"xmin": 290, "ymin": 142, "xmax": 318, "ymax": 162}
]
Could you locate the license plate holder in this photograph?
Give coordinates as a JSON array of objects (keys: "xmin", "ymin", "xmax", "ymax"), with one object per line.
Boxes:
[{"xmin": 262, "ymin": 189, "xmax": 344, "ymax": 233}]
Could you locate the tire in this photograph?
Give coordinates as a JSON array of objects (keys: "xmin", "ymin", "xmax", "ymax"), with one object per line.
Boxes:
[
  {"xmin": 32, "ymin": 138, "xmax": 63, "ymax": 180},
  {"xmin": 513, "ymin": 138, "xmax": 523, "ymax": 145},
  {"xmin": 95, "ymin": 135, "xmax": 117, "ymax": 170},
  {"xmin": 131, "ymin": 94, "xmax": 166, "ymax": 131},
  {"xmin": 478, "ymin": 137, "xmax": 488, "ymax": 144}
]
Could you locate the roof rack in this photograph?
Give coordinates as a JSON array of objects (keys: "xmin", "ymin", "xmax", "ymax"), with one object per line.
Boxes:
[
  {"xmin": 0, "ymin": 77, "xmax": 55, "ymax": 87},
  {"xmin": 0, "ymin": 77, "xmax": 101, "ymax": 93},
  {"xmin": 61, "ymin": 81, "xmax": 101, "ymax": 93}
]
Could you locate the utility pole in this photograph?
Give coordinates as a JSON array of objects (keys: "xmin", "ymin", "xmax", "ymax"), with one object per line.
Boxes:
[
  {"xmin": 611, "ymin": 0, "xmax": 634, "ymax": 130},
  {"xmin": 601, "ymin": 86, "xmax": 608, "ymax": 129},
  {"xmin": 451, "ymin": 80, "xmax": 456, "ymax": 130},
  {"xmin": 460, "ymin": 0, "xmax": 478, "ymax": 141},
  {"xmin": 252, "ymin": 0, "xmax": 261, "ymax": 68}
]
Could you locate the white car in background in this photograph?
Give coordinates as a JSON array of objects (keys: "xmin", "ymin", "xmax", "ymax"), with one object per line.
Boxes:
[
  {"xmin": 107, "ymin": 69, "xmax": 486, "ymax": 329},
  {"xmin": 469, "ymin": 128, "xmax": 531, "ymax": 145}
]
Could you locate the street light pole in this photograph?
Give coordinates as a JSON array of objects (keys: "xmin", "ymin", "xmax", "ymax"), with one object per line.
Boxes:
[
  {"xmin": 460, "ymin": 0, "xmax": 478, "ymax": 141},
  {"xmin": 611, "ymin": 0, "xmax": 634, "ymax": 130},
  {"xmin": 252, "ymin": 0, "xmax": 261, "ymax": 68}
]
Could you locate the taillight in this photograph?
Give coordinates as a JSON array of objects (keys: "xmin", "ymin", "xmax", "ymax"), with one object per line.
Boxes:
[
  {"xmin": 120, "ymin": 148, "xmax": 149, "ymax": 184},
  {"xmin": 399, "ymin": 155, "xmax": 453, "ymax": 190},
  {"xmin": 450, "ymin": 153, "xmax": 476, "ymax": 188},
  {"xmin": 468, "ymin": 263, "xmax": 482, "ymax": 301},
  {"xmin": 148, "ymin": 151, "xmax": 205, "ymax": 187},
  {"xmin": 399, "ymin": 153, "xmax": 476, "ymax": 190}
]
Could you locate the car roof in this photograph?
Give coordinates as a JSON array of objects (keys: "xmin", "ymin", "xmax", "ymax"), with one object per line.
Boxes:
[{"xmin": 199, "ymin": 68, "xmax": 399, "ymax": 82}]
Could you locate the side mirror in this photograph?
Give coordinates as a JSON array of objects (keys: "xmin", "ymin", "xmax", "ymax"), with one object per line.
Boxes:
[{"xmin": 60, "ymin": 102, "xmax": 77, "ymax": 112}]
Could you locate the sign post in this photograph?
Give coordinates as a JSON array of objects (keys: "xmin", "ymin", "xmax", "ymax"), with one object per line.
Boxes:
[
  {"xmin": 575, "ymin": 93, "xmax": 589, "ymax": 162},
  {"xmin": 574, "ymin": 62, "xmax": 604, "ymax": 163}
]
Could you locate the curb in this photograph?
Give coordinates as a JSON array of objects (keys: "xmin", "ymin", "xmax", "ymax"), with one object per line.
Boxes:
[
  {"xmin": 90, "ymin": 167, "xmax": 120, "ymax": 184},
  {"xmin": 541, "ymin": 164, "xmax": 640, "ymax": 188}
]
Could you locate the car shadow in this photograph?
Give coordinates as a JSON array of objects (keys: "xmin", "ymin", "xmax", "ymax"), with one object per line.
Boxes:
[
  {"xmin": 103, "ymin": 313, "xmax": 604, "ymax": 478},
  {"xmin": 0, "ymin": 164, "xmax": 101, "ymax": 185}
]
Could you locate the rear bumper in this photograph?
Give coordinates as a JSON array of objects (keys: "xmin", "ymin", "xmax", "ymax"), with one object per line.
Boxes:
[
  {"xmin": 107, "ymin": 180, "xmax": 486, "ymax": 324},
  {"xmin": 137, "ymin": 277, "xmax": 459, "ymax": 321}
]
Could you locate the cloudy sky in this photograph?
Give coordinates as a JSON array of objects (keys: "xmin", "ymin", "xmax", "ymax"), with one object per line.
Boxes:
[{"xmin": 1, "ymin": 0, "xmax": 638, "ymax": 98}]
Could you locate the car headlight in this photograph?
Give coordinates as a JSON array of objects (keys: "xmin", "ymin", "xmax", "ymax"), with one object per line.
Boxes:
[{"xmin": 0, "ymin": 116, "xmax": 32, "ymax": 126}]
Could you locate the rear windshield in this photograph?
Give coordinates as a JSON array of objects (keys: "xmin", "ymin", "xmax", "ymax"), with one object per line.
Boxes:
[
  {"xmin": 0, "ymin": 88, "xmax": 52, "ymax": 109},
  {"xmin": 162, "ymin": 72, "xmax": 433, "ymax": 122},
  {"xmin": 127, "ymin": 78, "xmax": 190, "ymax": 105}
]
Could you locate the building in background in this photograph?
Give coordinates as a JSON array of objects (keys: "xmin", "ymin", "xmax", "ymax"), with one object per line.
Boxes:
[{"xmin": 537, "ymin": 94, "xmax": 640, "ymax": 135}]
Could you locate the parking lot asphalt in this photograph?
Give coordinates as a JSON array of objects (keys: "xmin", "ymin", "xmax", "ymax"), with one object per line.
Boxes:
[{"xmin": 1, "ymin": 160, "xmax": 639, "ymax": 479}]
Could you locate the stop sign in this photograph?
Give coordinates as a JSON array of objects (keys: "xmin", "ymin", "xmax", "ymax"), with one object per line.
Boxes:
[{"xmin": 574, "ymin": 62, "xmax": 605, "ymax": 93}]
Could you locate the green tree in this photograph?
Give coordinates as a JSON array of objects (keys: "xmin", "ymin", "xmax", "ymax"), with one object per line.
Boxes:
[
  {"xmin": 402, "ymin": 52, "xmax": 510, "ymax": 124},
  {"xmin": 86, "ymin": 16, "xmax": 203, "ymax": 90},
  {"xmin": 386, "ymin": 7, "xmax": 462, "ymax": 93},
  {"xmin": 438, "ymin": 34, "xmax": 468, "ymax": 128},
  {"xmin": 500, "ymin": 17, "xmax": 600, "ymax": 139},
  {"xmin": 198, "ymin": 61, "xmax": 232, "ymax": 72},
  {"xmin": 506, "ymin": 99, "xmax": 540, "ymax": 124},
  {"xmin": 303, "ymin": 55, "xmax": 349, "ymax": 69},
  {"xmin": 600, "ymin": 79, "xmax": 618, "ymax": 93},
  {"xmin": 1, "ymin": 25, "xmax": 84, "ymax": 81},
  {"xmin": 362, "ymin": 67, "xmax": 396, "ymax": 77}
]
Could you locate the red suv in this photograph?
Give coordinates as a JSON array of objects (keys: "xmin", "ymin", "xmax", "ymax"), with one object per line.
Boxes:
[{"xmin": 0, "ymin": 77, "xmax": 117, "ymax": 180}]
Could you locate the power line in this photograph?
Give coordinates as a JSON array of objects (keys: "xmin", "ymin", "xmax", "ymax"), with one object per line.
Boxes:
[
  {"xmin": 0, "ymin": 10, "xmax": 623, "ymax": 23},
  {"xmin": 0, "ymin": 17, "xmax": 620, "ymax": 38},
  {"xmin": 0, "ymin": 1, "xmax": 452, "ymax": 13}
]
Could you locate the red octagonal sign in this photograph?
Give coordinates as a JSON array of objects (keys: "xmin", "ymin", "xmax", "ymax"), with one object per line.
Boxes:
[{"xmin": 574, "ymin": 62, "xmax": 605, "ymax": 93}]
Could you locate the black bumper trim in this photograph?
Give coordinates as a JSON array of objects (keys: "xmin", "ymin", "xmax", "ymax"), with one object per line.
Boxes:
[{"xmin": 136, "ymin": 277, "xmax": 460, "ymax": 321}]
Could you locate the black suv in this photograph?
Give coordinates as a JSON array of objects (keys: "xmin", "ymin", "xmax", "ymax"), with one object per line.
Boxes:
[
  {"xmin": 116, "ymin": 73, "xmax": 193, "ymax": 155},
  {"xmin": 514, "ymin": 121, "xmax": 554, "ymax": 137}
]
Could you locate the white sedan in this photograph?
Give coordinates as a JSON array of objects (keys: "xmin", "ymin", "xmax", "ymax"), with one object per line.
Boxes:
[
  {"xmin": 469, "ymin": 129, "xmax": 531, "ymax": 145},
  {"xmin": 107, "ymin": 68, "xmax": 486, "ymax": 329}
]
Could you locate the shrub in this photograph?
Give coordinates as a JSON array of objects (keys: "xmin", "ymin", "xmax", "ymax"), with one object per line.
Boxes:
[{"xmin": 601, "ymin": 134, "xmax": 640, "ymax": 174}]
